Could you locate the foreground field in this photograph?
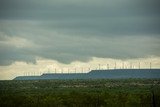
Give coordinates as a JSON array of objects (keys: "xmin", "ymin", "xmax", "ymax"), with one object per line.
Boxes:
[{"xmin": 0, "ymin": 79, "xmax": 160, "ymax": 107}]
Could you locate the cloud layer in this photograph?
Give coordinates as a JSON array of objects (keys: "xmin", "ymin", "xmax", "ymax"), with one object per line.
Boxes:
[{"xmin": 0, "ymin": 0, "xmax": 160, "ymax": 66}]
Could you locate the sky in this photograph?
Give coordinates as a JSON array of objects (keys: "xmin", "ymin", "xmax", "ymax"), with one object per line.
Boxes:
[{"xmin": 0, "ymin": 0, "xmax": 160, "ymax": 80}]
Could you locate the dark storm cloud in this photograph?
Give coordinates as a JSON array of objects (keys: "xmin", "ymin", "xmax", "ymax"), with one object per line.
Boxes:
[
  {"xmin": 0, "ymin": 43, "xmax": 36, "ymax": 66},
  {"xmin": 0, "ymin": 0, "xmax": 160, "ymax": 65},
  {"xmin": 0, "ymin": 0, "xmax": 160, "ymax": 36}
]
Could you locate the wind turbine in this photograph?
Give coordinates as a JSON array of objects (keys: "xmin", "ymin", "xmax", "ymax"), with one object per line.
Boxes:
[
  {"xmin": 55, "ymin": 68, "xmax": 57, "ymax": 74},
  {"xmin": 88, "ymin": 67, "xmax": 91, "ymax": 72},
  {"xmin": 75, "ymin": 68, "xmax": 76, "ymax": 73},
  {"xmin": 122, "ymin": 62, "xmax": 124, "ymax": 69},
  {"xmin": 61, "ymin": 68, "xmax": 63, "ymax": 74},
  {"xmin": 98, "ymin": 64, "xmax": 101, "ymax": 70},
  {"xmin": 107, "ymin": 64, "xmax": 109, "ymax": 70},
  {"xmin": 139, "ymin": 62, "xmax": 141, "ymax": 69},
  {"xmin": 114, "ymin": 62, "xmax": 117, "ymax": 69},
  {"xmin": 48, "ymin": 68, "xmax": 49, "ymax": 73},
  {"xmin": 130, "ymin": 62, "xmax": 132, "ymax": 69},
  {"xmin": 150, "ymin": 62, "xmax": 152, "ymax": 69}
]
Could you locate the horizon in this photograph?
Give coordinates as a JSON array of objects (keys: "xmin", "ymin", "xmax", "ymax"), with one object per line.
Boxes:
[
  {"xmin": 0, "ymin": 0, "xmax": 160, "ymax": 80},
  {"xmin": 5, "ymin": 61, "xmax": 160, "ymax": 80},
  {"xmin": 14, "ymin": 69, "xmax": 160, "ymax": 80}
]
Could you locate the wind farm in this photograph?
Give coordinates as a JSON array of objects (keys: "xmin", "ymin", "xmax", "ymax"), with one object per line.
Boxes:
[{"xmin": 14, "ymin": 62, "xmax": 160, "ymax": 80}]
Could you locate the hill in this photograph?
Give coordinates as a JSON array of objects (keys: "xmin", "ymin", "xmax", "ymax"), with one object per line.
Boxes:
[{"xmin": 14, "ymin": 69, "xmax": 160, "ymax": 80}]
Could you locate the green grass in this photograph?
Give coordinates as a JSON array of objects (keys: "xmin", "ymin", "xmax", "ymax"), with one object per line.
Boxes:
[{"xmin": 0, "ymin": 79, "xmax": 160, "ymax": 107}]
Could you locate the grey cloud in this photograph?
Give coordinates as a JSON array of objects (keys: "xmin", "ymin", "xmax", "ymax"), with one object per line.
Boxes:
[
  {"xmin": 0, "ymin": 0, "xmax": 160, "ymax": 36},
  {"xmin": 0, "ymin": 22, "xmax": 160, "ymax": 66},
  {"xmin": 0, "ymin": 0, "xmax": 160, "ymax": 19},
  {"xmin": 0, "ymin": 0, "xmax": 160, "ymax": 65},
  {"xmin": 0, "ymin": 44, "xmax": 36, "ymax": 66}
]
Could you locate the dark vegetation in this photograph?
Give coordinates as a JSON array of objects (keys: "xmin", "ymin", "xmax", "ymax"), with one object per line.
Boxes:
[{"xmin": 0, "ymin": 79, "xmax": 160, "ymax": 107}]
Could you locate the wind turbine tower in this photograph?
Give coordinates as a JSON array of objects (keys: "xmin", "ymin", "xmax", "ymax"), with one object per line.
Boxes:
[
  {"xmin": 114, "ymin": 62, "xmax": 117, "ymax": 69},
  {"xmin": 107, "ymin": 64, "xmax": 109, "ymax": 70},
  {"xmin": 150, "ymin": 62, "xmax": 152, "ymax": 69},
  {"xmin": 122, "ymin": 62, "xmax": 124, "ymax": 69},
  {"xmin": 98, "ymin": 64, "xmax": 101, "ymax": 70},
  {"xmin": 130, "ymin": 62, "xmax": 132, "ymax": 69},
  {"xmin": 55, "ymin": 68, "xmax": 57, "ymax": 74},
  {"xmin": 75, "ymin": 68, "xmax": 77, "ymax": 73},
  {"xmin": 139, "ymin": 62, "xmax": 141, "ymax": 69}
]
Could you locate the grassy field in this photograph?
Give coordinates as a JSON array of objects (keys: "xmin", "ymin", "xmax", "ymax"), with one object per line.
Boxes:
[{"xmin": 0, "ymin": 79, "xmax": 160, "ymax": 107}]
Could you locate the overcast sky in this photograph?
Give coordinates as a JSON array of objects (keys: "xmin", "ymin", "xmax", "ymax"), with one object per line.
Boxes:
[{"xmin": 0, "ymin": 0, "xmax": 160, "ymax": 79}]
